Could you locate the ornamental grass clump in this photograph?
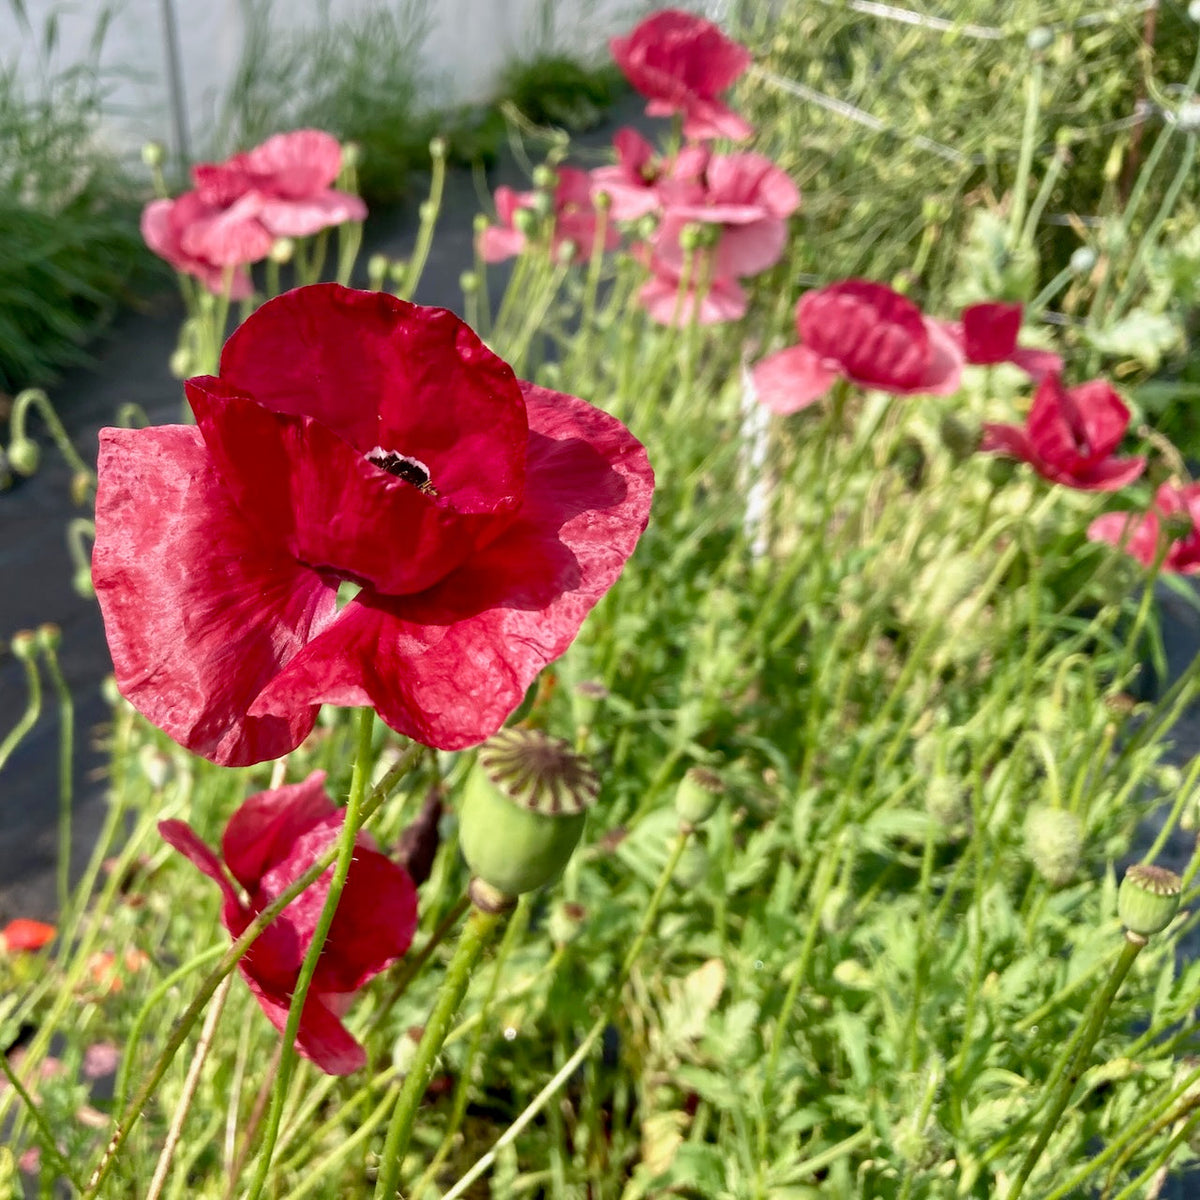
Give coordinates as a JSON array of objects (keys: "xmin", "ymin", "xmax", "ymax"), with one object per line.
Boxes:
[{"xmin": 10, "ymin": 5, "xmax": 1200, "ymax": 1198}]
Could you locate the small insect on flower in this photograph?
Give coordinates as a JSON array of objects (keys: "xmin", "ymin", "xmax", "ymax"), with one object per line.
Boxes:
[{"xmin": 366, "ymin": 448, "xmax": 439, "ymax": 496}]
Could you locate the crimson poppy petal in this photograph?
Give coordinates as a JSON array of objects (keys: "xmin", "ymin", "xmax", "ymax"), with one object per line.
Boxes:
[
  {"xmin": 217, "ymin": 285, "xmax": 528, "ymax": 511},
  {"xmin": 221, "ymin": 772, "xmax": 337, "ymax": 892},
  {"xmin": 1068, "ymin": 454, "xmax": 1146, "ymax": 492},
  {"xmin": 980, "ymin": 422, "xmax": 1035, "ymax": 461},
  {"xmin": 1088, "ymin": 511, "xmax": 1161, "ymax": 566},
  {"xmin": 158, "ymin": 820, "xmax": 241, "ymax": 907},
  {"xmin": 187, "ymin": 376, "xmax": 516, "ymax": 596},
  {"xmin": 250, "ymin": 383, "xmax": 654, "ymax": 749},
  {"xmin": 1071, "ymin": 380, "xmax": 1133, "ymax": 460},
  {"xmin": 752, "ymin": 345, "xmax": 838, "ymax": 413},
  {"xmin": 1009, "ymin": 346, "xmax": 1063, "ymax": 381},
  {"xmin": 92, "ymin": 427, "xmax": 338, "ymax": 766},
  {"xmin": 242, "ymin": 977, "xmax": 367, "ymax": 1075},
  {"xmin": 961, "ymin": 302, "xmax": 1022, "ymax": 364}
]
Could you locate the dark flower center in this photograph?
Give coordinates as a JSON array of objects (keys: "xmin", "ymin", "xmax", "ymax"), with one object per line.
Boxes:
[{"xmin": 367, "ymin": 447, "xmax": 438, "ymax": 496}]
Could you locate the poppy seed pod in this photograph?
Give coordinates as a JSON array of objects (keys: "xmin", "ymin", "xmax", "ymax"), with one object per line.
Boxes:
[
  {"xmin": 459, "ymin": 729, "xmax": 599, "ymax": 899},
  {"xmin": 1118, "ymin": 864, "xmax": 1181, "ymax": 939},
  {"xmin": 674, "ymin": 767, "xmax": 725, "ymax": 827}
]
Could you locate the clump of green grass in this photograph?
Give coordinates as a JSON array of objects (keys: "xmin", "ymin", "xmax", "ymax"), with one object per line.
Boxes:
[{"xmin": 498, "ymin": 52, "xmax": 625, "ymax": 132}]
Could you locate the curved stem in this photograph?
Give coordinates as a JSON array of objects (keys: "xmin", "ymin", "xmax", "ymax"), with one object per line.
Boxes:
[
  {"xmin": 400, "ymin": 150, "xmax": 446, "ymax": 301},
  {"xmin": 243, "ymin": 707, "xmax": 378, "ymax": 1200},
  {"xmin": 0, "ymin": 639, "xmax": 41, "ymax": 773},
  {"xmin": 1006, "ymin": 935, "xmax": 1145, "ymax": 1200},
  {"xmin": 38, "ymin": 638, "xmax": 75, "ymax": 915},
  {"xmin": 9, "ymin": 388, "xmax": 96, "ymax": 487}
]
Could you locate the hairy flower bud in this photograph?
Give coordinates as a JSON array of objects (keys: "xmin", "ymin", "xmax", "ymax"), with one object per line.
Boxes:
[
  {"xmin": 459, "ymin": 729, "xmax": 599, "ymax": 899},
  {"xmin": 1118, "ymin": 864, "xmax": 1181, "ymax": 938},
  {"xmin": 35, "ymin": 624, "xmax": 62, "ymax": 652},
  {"xmin": 532, "ymin": 164, "xmax": 558, "ymax": 191},
  {"xmin": 269, "ymin": 237, "xmax": 295, "ymax": 264},
  {"xmin": 938, "ymin": 412, "xmax": 980, "ymax": 462},
  {"xmin": 1191, "ymin": 0, "xmax": 1200, "ymax": 21},
  {"xmin": 368, "ymin": 253, "xmax": 389, "ymax": 289},
  {"xmin": 141, "ymin": 141, "xmax": 165, "ymax": 168},
  {"xmin": 73, "ymin": 568, "xmax": 96, "ymax": 600},
  {"xmin": 1024, "ymin": 806, "xmax": 1083, "ymax": 888},
  {"xmin": 341, "ymin": 141, "xmax": 363, "ymax": 169},
  {"xmin": 7, "ymin": 438, "xmax": 39, "ymax": 477},
  {"xmin": 459, "ymin": 270, "xmax": 480, "ymax": 294},
  {"xmin": 514, "ymin": 207, "xmax": 539, "ymax": 236},
  {"xmin": 1026, "ymin": 26, "xmax": 1053, "ymax": 53},
  {"xmin": 8, "ymin": 630, "xmax": 36, "ymax": 661},
  {"xmin": 1070, "ymin": 246, "xmax": 1097, "ymax": 275},
  {"xmin": 674, "ymin": 767, "xmax": 725, "ymax": 827},
  {"xmin": 70, "ymin": 471, "xmax": 93, "ymax": 507},
  {"xmin": 429, "ymin": 136, "xmax": 447, "ymax": 160},
  {"xmin": 1177, "ymin": 102, "xmax": 1200, "ymax": 135}
]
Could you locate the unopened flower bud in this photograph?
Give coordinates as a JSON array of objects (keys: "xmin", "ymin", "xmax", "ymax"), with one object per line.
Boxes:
[
  {"xmin": 429, "ymin": 135, "xmax": 447, "ymax": 160},
  {"xmin": 678, "ymin": 222, "xmax": 703, "ymax": 252},
  {"xmin": 73, "ymin": 568, "xmax": 96, "ymax": 600},
  {"xmin": 341, "ymin": 141, "xmax": 363, "ymax": 169},
  {"xmin": 35, "ymin": 624, "xmax": 61, "ymax": 652},
  {"xmin": 70, "ymin": 471, "xmax": 93, "ymax": 506},
  {"xmin": 1024, "ymin": 807, "xmax": 1083, "ymax": 888},
  {"xmin": 269, "ymin": 237, "xmax": 294, "ymax": 264},
  {"xmin": 674, "ymin": 767, "xmax": 725, "ymax": 827},
  {"xmin": 473, "ymin": 212, "xmax": 490, "ymax": 235},
  {"xmin": 368, "ymin": 253, "xmax": 389, "ymax": 289},
  {"xmin": 459, "ymin": 270, "xmax": 479, "ymax": 294},
  {"xmin": 138, "ymin": 745, "xmax": 172, "ymax": 790},
  {"xmin": 7, "ymin": 439, "xmax": 39, "ymax": 477},
  {"xmin": 514, "ymin": 207, "xmax": 538, "ymax": 236},
  {"xmin": 1176, "ymin": 102, "xmax": 1200, "ymax": 135},
  {"xmin": 458, "ymin": 729, "xmax": 599, "ymax": 899},
  {"xmin": 926, "ymin": 775, "xmax": 966, "ymax": 827},
  {"xmin": 1070, "ymin": 246, "xmax": 1097, "ymax": 274},
  {"xmin": 594, "ymin": 188, "xmax": 612, "ymax": 211},
  {"xmin": 555, "ymin": 239, "xmax": 578, "ymax": 264},
  {"xmin": 531, "ymin": 191, "xmax": 554, "ymax": 220},
  {"xmin": 100, "ymin": 675, "xmax": 121, "ymax": 706},
  {"xmin": 1164, "ymin": 510, "xmax": 1195, "ymax": 541},
  {"xmin": 1118, "ymin": 864, "xmax": 1181, "ymax": 938},
  {"xmin": 532, "ymin": 164, "xmax": 558, "ymax": 191},
  {"xmin": 1026, "ymin": 26, "xmax": 1053, "ymax": 53},
  {"xmin": 418, "ymin": 200, "xmax": 437, "ymax": 225},
  {"xmin": 673, "ymin": 840, "xmax": 708, "ymax": 889},
  {"xmin": 1191, "ymin": 0, "xmax": 1200, "ymax": 22},
  {"xmin": 9, "ymin": 630, "xmax": 36, "ymax": 661},
  {"xmin": 141, "ymin": 141, "xmax": 165, "ymax": 168},
  {"xmin": 635, "ymin": 213, "xmax": 658, "ymax": 241},
  {"xmin": 388, "ymin": 260, "xmax": 408, "ymax": 284},
  {"xmin": 168, "ymin": 348, "xmax": 193, "ymax": 380},
  {"xmin": 938, "ymin": 412, "xmax": 980, "ymax": 462}
]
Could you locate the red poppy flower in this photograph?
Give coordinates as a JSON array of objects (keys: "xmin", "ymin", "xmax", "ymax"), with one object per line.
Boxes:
[
  {"xmin": 981, "ymin": 374, "xmax": 1145, "ymax": 492},
  {"xmin": 92, "ymin": 284, "xmax": 653, "ymax": 765},
  {"xmin": 159, "ymin": 771, "xmax": 417, "ymax": 1075},
  {"xmin": 141, "ymin": 193, "xmax": 259, "ymax": 298},
  {"xmin": 611, "ymin": 8, "xmax": 753, "ymax": 142},
  {"xmin": 0, "ymin": 918, "xmax": 56, "ymax": 953},
  {"xmin": 192, "ymin": 129, "xmax": 366, "ymax": 239},
  {"xmin": 1089, "ymin": 482, "xmax": 1200, "ymax": 572},
  {"xmin": 638, "ymin": 258, "xmax": 747, "ymax": 326},
  {"xmin": 479, "ymin": 168, "xmax": 617, "ymax": 264},
  {"xmin": 752, "ymin": 280, "xmax": 964, "ymax": 413},
  {"xmin": 952, "ymin": 301, "xmax": 1062, "ymax": 380}
]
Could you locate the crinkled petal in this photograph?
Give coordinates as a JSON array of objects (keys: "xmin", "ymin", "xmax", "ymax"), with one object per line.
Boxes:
[
  {"xmin": 220, "ymin": 772, "xmax": 336, "ymax": 892},
  {"xmin": 679, "ymin": 99, "xmax": 754, "ymax": 142},
  {"xmin": 217, "ymin": 285, "xmax": 528, "ymax": 511},
  {"xmin": 752, "ymin": 345, "xmax": 839, "ymax": 413},
  {"xmin": 242, "ymin": 977, "xmax": 366, "ymax": 1075},
  {"xmin": 479, "ymin": 225, "xmax": 527, "ymax": 262},
  {"xmin": 251, "ymin": 384, "xmax": 654, "ymax": 749},
  {"xmin": 92, "ymin": 426, "xmax": 338, "ymax": 766},
  {"xmin": 256, "ymin": 190, "xmax": 366, "ymax": 238},
  {"xmin": 961, "ymin": 302, "xmax": 1021, "ymax": 364},
  {"xmin": 1066, "ymin": 454, "xmax": 1146, "ymax": 492},
  {"xmin": 639, "ymin": 270, "xmax": 746, "ymax": 326},
  {"xmin": 980, "ymin": 422, "xmax": 1034, "ymax": 462},
  {"xmin": 179, "ymin": 192, "xmax": 274, "ymax": 267},
  {"xmin": 187, "ymin": 376, "xmax": 516, "ymax": 596},
  {"xmin": 1071, "ymin": 380, "xmax": 1133, "ymax": 461},
  {"xmin": 714, "ymin": 218, "xmax": 788, "ymax": 278},
  {"xmin": 911, "ymin": 318, "xmax": 964, "ymax": 395}
]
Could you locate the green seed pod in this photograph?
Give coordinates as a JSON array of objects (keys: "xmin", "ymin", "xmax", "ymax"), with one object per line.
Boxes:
[
  {"xmin": 7, "ymin": 438, "xmax": 39, "ymax": 477},
  {"xmin": 1023, "ymin": 807, "xmax": 1083, "ymax": 888},
  {"xmin": 674, "ymin": 767, "xmax": 724, "ymax": 827},
  {"xmin": 1118, "ymin": 864, "xmax": 1181, "ymax": 938},
  {"xmin": 459, "ymin": 729, "xmax": 599, "ymax": 899}
]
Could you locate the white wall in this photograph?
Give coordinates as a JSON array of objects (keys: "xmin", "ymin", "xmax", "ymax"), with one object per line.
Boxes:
[{"xmin": 0, "ymin": 0, "xmax": 651, "ymax": 159}]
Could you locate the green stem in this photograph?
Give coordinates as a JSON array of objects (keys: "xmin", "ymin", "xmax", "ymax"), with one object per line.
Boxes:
[
  {"xmin": 0, "ymin": 639, "xmax": 41, "ymax": 772},
  {"xmin": 373, "ymin": 902, "xmax": 510, "ymax": 1199},
  {"xmin": 1006, "ymin": 935, "xmax": 1145, "ymax": 1200},
  {"xmin": 1009, "ymin": 57, "xmax": 1043, "ymax": 246},
  {"xmin": 243, "ymin": 707, "xmax": 378, "ymax": 1200},
  {"xmin": 38, "ymin": 638, "xmax": 74, "ymax": 916},
  {"xmin": 0, "ymin": 1052, "xmax": 84, "ymax": 1191},
  {"xmin": 400, "ymin": 150, "xmax": 446, "ymax": 301},
  {"xmin": 9, "ymin": 388, "xmax": 96, "ymax": 488},
  {"xmin": 438, "ymin": 831, "xmax": 692, "ymax": 1200},
  {"xmin": 81, "ymin": 742, "xmax": 420, "ymax": 1199}
]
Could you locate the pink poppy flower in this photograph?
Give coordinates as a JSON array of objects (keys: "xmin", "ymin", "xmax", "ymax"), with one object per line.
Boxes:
[
  {"xmin": 192, "ymin": 129, "xmax": 366, "ymax": 239},
  {"xmin": 589, "ymin": 128, "xmax": 709, "ymax": 222},
  {"xmin": 952, "ymin": 301, "xmax": 1062, "ymax": 380},
  {"xmin": 638, "ymin": 256, "xmax": 747, "ymax": 326},
  {"xmin": 159, "ymin": 772, "xmax": 417, "ymax": 1075},
  {"xmin": 611, "ymin": 8, "xmax": 753, "ymax": 141},
  {"xmin": 141, "ymin": 193, "xmax": 258, "ymax": 298},
  {"xmin": 480, "ymin": 167, "xmax": 617, "ymax": 264},
  {"xmin": 981, "ymin": 374, "xmax": 1145, "ymax": 492},
  {"xmin": 752, "ymin": 280, "xmax": 964, "ymax": 413},
  {"xmin": 1089, "ymin": 483, "xmax": 1200, "ymax": 572},
  {"xmin": 92, "ymin": 284, "xmax": 653, "ymax": 766}
]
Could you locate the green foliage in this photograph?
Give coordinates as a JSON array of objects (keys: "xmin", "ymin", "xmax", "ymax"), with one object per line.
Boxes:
[{"xmin": 498, "ymin": 53, "xmax": 625, "ymax": 132}]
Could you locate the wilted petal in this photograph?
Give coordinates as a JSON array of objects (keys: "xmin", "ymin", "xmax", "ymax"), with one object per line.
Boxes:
[
  {"xmin": 251, "ymin": 384, "xmax": 653, "ymax": 749},
  {"xmin": 158, "ymin": 820, "xmax": 241, "ymax": 906},
  {"xmin": 93, "ymin": 427, "xmax": 338, "ymax": 766},
  {"xmin": 243, "ymin": 976, "xmax": 367, "ymax": 1075}
]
